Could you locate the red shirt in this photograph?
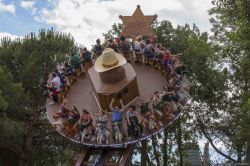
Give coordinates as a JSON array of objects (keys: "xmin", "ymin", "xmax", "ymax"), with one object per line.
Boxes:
[
  {"xmin": 81, "ymin": 114, "xmax": 91, "ymax": 122},
  {"xmin": 163, "ymin": 54, "xmax": 170, "ymax": 63}
]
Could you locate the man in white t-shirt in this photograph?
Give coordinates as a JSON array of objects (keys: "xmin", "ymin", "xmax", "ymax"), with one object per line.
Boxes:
[
  {"xmin": 134, "ymin": 36, "xmax": 143, "ymax": 54},
  {"xmin": 52, "ymin": 74, "xmax": 61, "ymax": 91},
  {"xmin": 48, "ymin": 72, "xmax": 62, "ymax": 105},
  {"xmin": 134, "ymin": 35, "xmax": 144, "ymax": 63}
]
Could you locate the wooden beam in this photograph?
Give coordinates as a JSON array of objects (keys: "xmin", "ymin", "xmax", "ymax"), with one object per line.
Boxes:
[
  {"xmin": 75, "ymin": 147, "xmax": 89, "ymax": 166},
  {"xmin": 141, "ymin": 140, "xmax": 147, "ymax": 166},
  {"xmin": 119, "ymin": 145, "xmax": 135, "ymax": 166}
]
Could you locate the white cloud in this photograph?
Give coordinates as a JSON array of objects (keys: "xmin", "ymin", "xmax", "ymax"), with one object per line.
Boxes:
[
  {"xmin": 0, "ymin": 32, "xmax": 22, "ymax": 41},
  {"xmin": 0, "ymin": 0, "xmax": 15, "ymax": 14},
  {"xmin": 20, "ymin": 1, "xmax": 35, "ymax": 9},
  {"xmin": 36, "ymin": 0, "xmax": 212, "ymax": 48},
  {"xmin": 20, "ymin": 1, "xmax": 37, "ymax": 15}
]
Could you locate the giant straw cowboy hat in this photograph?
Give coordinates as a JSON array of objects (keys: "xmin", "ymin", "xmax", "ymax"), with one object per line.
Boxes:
[{"xmin": 94, "ymin": 48, "xmax": 127, "ymax": 72}]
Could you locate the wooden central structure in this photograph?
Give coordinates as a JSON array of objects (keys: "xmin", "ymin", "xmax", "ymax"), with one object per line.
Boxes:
[
  {"xmin": 88, "ymin": 63, "xmax": 139, "ymax": 111},
  {"xmin": 45, "ymin": 5, "xmax": 191, "ymax": 165},
  {"xmin": 119, "ymin": 5, "xmax": 157, "ymax": 39}
]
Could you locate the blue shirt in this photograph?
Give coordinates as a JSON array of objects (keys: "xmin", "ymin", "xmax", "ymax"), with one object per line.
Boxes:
[{"xmin": 112, "ymin": 108, "xmax": 122, "ymax": 122}]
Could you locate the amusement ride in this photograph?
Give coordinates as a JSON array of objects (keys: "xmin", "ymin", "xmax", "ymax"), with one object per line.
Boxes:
[{"xmin": 46, "ymin": 5, "xmax": 191, "ymax": 166}]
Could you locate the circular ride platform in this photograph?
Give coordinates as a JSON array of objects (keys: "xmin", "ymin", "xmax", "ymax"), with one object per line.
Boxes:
[{"xmin": 46, "ymin": 63, "xmax": 184, "ymax": 147}]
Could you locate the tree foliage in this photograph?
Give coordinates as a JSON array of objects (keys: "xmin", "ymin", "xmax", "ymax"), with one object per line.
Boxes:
[
  {"xmin": 102, "ymin": 23, "xmax": 124, "ymax": 40},
  {"xmin": 208, "ymin": 0, "xmax": 250, "ymax": 163},
  {"xmin": 0, "ymin": 29, "xmax": 77, "ymax": 166}
]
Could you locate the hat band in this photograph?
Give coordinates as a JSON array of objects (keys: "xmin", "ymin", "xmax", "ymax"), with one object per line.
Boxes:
[{"xmin": 102, "ymin": 60, "xmax": 119, "ymax": 68}]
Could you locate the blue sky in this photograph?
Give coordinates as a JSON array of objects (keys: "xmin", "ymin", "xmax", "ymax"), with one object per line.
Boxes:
[
  {"xmin": 0, "ymin": 0, "xmax": 52, "ymax": 36},
  {"xmin": 0, "ymin": 0, "xmax": 212, "ymax": 47}
]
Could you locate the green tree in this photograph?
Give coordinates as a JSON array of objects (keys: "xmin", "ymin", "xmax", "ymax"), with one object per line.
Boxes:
[
  {"xmin": 102, "ymin": 23, "xmax": 124, "ymax": 40},
  {"xmin": 209, "ymin": 0, "xmax": 250, "ymax": 163},
  {"xmin": 154, "ymin": 20, "xmax": 229, "ymax": 165},
  {"xmin": 0, "ymin": 29, "xmax": 77, "ymax": 165}
]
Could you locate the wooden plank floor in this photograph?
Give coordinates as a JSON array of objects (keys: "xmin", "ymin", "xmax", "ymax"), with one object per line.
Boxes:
[{"xmin": 46, "ymin": 63, "xmax": 168, "ymax": 146}]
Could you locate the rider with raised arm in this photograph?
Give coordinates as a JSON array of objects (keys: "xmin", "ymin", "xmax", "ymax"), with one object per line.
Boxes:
[
  {"xmin": 109, "ymin": 97, "xmax": 125, "ymax": 141},
  {"xmin": 109, "ymin": 97, "xmax": 125, "ymax": 122}
]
